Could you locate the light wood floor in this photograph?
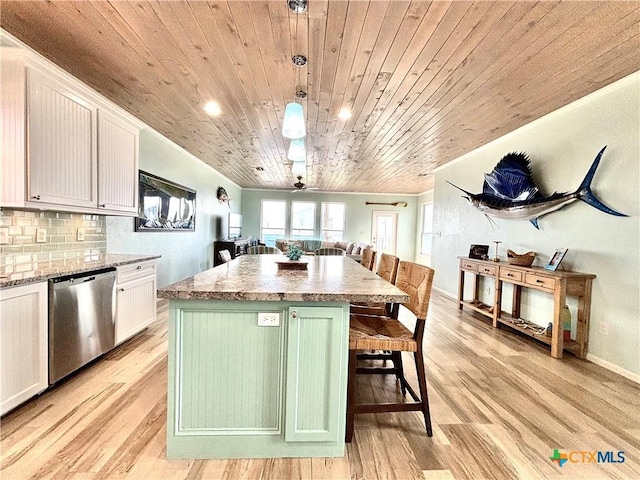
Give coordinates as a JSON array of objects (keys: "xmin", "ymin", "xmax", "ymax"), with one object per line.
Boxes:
[{"xmin": 2, "ymin": 293, "xmax": 639, "ymax": 480}]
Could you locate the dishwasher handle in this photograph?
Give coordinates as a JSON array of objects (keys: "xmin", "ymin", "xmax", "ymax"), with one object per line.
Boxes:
[{"xmin": 50, "ymin": 267, "xmax": 116, "ymax": 286}]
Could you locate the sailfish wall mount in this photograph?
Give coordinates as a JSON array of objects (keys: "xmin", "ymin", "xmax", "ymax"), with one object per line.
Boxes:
[{"xmin": 448, "ymin": 146, "xmax": 627, "ymax": 228}]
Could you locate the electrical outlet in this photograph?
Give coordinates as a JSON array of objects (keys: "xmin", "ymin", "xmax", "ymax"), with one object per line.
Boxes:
[
  {"xmin": 36, "ymin": 228, "xmax": 46, "ymax": 243},
  {"xmin": 598, "ymin": 321, "xmax": 609, "ymax": 336},
  {"xmin": 258, "ymin": 312, "xmax": 280, "ymax": 327},
  {"xmin": 0, "ymin": 228, "xmax": 8, "ymax": 244},
  {"xmin": 77, "ymin": 228, "xmax": 85, "ymax": 241}
]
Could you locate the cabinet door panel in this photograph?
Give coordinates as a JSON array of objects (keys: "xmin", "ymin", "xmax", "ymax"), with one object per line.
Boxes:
[
  {"xmin": 115, "ymin": 275, "xmax": 156, "ymax": 344},
  {"xmin": 98, "ymin": 109, "xmax": 139, "ymax": 213},
  {"xmin": 285, "ymin": 306, "xmax": 348, "ymax": 442},
  {"xmin": 0, "ymin": 282, "xmax": 48, "ymax": 415},
  {"xmin": 176, "ymin": 309, "xmax": 283, "ymax": 433},
  {"xmin": 27, "ymin": 69, "xmax": 96, "ymax": 208}
]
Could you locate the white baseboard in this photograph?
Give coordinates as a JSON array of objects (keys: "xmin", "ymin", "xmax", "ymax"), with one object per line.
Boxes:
[
  {"xmin": 433, "ymin": 286, "xmax": 457, "ymax": 300},
  {"xmin": 586, "ymin": 354, "xmax": 640, "ymax": 384}
]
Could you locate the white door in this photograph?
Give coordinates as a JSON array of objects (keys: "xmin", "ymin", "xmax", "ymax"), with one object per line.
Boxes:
[{"xmin": 371, "ymin": 211, "xmax": 398, "ymax": 255}]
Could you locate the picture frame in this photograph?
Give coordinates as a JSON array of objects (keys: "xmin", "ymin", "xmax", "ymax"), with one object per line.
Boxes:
[
  {"xmin": 468, "ymin": 244, "xmax": 490, "ymax": 260},
  {"xmin": 544, "ymin": 248, "xmax": 568, "ymax": 271},
  {"xmin": 136, "ymin": 171, "xmax": 196, "ymax": 231}
]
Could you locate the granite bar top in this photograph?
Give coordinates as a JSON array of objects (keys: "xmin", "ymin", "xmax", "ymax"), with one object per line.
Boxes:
[
  {"xmin": 0, "ymin": 254, "xmax": 161, "ymax": 288},
  {"xmin": 158, "ymin": 254, "xmax": 409, "ymax": 303}
]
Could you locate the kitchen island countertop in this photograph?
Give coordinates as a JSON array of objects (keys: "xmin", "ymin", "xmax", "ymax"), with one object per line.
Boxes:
[{"xmin": 158, "ymin": 254, "xmax": 409, "ymax": 304}]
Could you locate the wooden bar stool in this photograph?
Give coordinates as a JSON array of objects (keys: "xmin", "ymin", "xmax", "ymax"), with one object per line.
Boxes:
[
  {"xmin": 346, "ymin": 261, "xmax": 435, "ymax": 442},
  {"xmin": 350, "ymin": 253, "xmax": 399, "ymax": 317},
  {"xmin": 359, "ymin": 248, "xmax": 377, "ymax": 271}
]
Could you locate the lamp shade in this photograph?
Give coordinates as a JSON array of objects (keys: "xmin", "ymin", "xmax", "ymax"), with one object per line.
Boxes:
[
  {"xmin": 287, "ymin": 138, "xmax": 306, "ymax": 162},
  {"xmin": 282, "ymin": 102, "xmax": 306, "ymax": 138},
  {"xmin": 291, "ymin": 161, "xmax": 306, "ymax": 176}
]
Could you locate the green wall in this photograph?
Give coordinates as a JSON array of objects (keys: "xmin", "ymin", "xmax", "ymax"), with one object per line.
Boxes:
[
  {"xmin": 107, "ymin": 129, "xmax": 242, "ymax": 288},
  {"xmin": 240, "ymin": 189, "xmax": 418, "ymax": 262}
]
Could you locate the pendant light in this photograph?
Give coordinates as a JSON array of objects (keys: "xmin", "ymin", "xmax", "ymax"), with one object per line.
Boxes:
[
  {"xmin": 282, "ymin": 1, "xmax": 308, "ymax": 139},
  {"xmin": 282, "ymin": 102, "xmax": 305, "ymax": 139},
  {"xmin": 291, "ymin": 160, "xmax": 306, "ymax": 177},
  {"xmin": 287, "ymin": 137, "xmax": 306, "ymax": 162}
]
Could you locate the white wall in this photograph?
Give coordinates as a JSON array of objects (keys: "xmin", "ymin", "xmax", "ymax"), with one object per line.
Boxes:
[
  {"xmin": 432, "ymin": 72, "xmax": 640, "ymax": 379},
  {"xmin": 107, "ymin": 129, "xmax": 242, "ymax": 288}
]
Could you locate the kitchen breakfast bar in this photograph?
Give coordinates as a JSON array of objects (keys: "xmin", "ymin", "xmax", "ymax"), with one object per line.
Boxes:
[{"xmin": 158, "ymin": 255, "xmax": 408, "ymax": 459}]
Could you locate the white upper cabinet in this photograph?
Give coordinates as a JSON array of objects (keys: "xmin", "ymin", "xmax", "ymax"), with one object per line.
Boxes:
[
  {"xmin": 0, "ymin": 46, "xmax": 140, "ymax": 216},
  {"xmin": 98, "ymin": 109, "xmax": 139, "ymax": 214},
  {"xmin": 28, "ymin": 68, "xmax": 97, "ymax": 209}
]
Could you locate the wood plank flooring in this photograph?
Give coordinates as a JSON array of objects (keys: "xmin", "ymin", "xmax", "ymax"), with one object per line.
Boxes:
[{"xmin": 2, "ymin": 293, "xmax": 639, "ymax": 479}]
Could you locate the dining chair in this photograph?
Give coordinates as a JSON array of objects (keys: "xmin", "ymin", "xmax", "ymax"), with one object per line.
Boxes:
[
  {"xmin": 351, "ymin": 253, "xmax": 399, "ymax": 317},
  {"xmin": 346, "ymin": 261, "xmax": 435, "ymax": 442},
  {"xmin": 359, "ymin": 248, "xmax": 376, "ymax": 271},
  {"xmin": 218, "ymin": 249, "xmax": 232, "ymax": 263},
  {"xmin": 313, "ymin": 247, "xmax": 346, "ymax": 256},
  {"xmin": 247, "ymin": 245, "xmax": 282, "ymax": 254}
]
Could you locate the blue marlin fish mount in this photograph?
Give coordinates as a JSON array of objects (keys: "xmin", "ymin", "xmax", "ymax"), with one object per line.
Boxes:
[{"xmin": 448, "ymin": 146, "xmax": 627, "ymax": 229}]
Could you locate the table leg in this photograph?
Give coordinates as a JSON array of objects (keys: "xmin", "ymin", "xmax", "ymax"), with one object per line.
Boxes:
[
  {"xmin": 551, "ymin": 280, "xmax": 568, "ymax": 358},
  {"xmin": 472, "ymin": 273, "xmax": 479, "ymax": 303},
  {"xmin": 512, "ymin": 284, "xmax": 521, "ymax": 320},
  {"xmin": 458, "ymin": 268, "xmax": 465, "ymax": 309},
  {"xmin": 575, "ymin": 278, "xmax": 593, "ymax": 359},
  {"xmin": 493, "ymin": 279, "xmax": 502, "ymax": 327}
]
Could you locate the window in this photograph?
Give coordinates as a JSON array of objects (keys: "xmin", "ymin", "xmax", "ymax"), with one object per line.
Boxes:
[
  {"xmin": 420, "ymin": 203, "xmax": 433, "ymax": 255},
  {"xmin": 261, "ymin": 200, "xmax": 286, "ymax": 246},
  {"xmin": 291, "ymin": 202, "xmax": 315, "ymax": 239},
  {"xmin": 321, "ymin": 203, "xmax": 345, "ymax": 242}
]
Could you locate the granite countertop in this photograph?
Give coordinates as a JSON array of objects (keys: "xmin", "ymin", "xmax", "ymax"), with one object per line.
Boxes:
[
  {"xmin": 0, "ymin": 254, "xmax": 161, "ymax": 288},
  {"xmin": 158, "ymin": 254, "xmax": 409, "ymax": 303}
]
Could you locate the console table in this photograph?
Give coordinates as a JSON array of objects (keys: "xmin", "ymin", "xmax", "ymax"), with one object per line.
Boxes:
[{"xmin": 457, "ymin": 257, "xmax": 595, "ymax": 359}]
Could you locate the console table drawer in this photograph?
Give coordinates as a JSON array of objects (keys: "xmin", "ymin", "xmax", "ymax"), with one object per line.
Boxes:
[
  {"xmin": 460, "ymin": 260, "xmax": 478, "ymax": 271},
  {"xmin": 478, "ymin": 265, "xmax": 497, "ymax": 276},
  {"xmin": 525, "ymin": 273, "xmax": 555, "ymax": 290},
  {"xmin": 500, "ymin": 268, "xmax": 523, "ymax": 282}
]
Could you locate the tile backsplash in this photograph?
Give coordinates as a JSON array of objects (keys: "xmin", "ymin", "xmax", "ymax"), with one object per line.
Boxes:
[{"xmin": 0, "ymin": 208, "xmax": 106, "ymax": 275}]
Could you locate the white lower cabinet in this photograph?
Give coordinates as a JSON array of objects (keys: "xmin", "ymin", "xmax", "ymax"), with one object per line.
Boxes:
[
  {"xmin": 0, "ymin": 282, "xmax": 48, "ymax": 415},
  {"xmin": 115, "ymin": 261, "xmax": 157, "ymax": 345}
]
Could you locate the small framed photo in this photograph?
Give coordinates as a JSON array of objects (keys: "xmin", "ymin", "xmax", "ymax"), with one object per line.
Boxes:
[
  {"xmin": 544, "ymin": 248, "xmax": 568, "ymax": 271},
  {"xmin": 469, "ymin": 244, "xmax": 489, "ymax": 260}
]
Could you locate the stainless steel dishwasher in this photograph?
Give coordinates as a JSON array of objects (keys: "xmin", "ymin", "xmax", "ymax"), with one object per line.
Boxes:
[{"xmin": 49, "ymin": 268, "xmax": 117, "ymax": 384}]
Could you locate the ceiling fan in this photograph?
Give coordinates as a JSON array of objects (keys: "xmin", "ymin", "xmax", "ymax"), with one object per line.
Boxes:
[{"xmin": 291, "ymin": 175, "xmax": 319, "ymax": 193}]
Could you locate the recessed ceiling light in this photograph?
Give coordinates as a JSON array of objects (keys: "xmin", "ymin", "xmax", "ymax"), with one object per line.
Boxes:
[
  {"xmin": 408, "ymin": 155, "xmax": 417, "ymax": 159},
  {"xmin": 338, "ymin": 108, "xmax": 352, "ymax": 120},
  {"xmin": 255, "ymin": 166, "xmax": 264, "ymax": 171},
  {"xmin": 204, "ymin": 101, "xmax": 221, "ymax": 116},
  {"xmin": 288, "ymin": 0, "xmax": 307, "ymax": 14}
]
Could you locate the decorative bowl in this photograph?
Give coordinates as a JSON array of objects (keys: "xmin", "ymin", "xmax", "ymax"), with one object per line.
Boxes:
[{"xmin": 506, "ymin": 249, "xmax": 535, "ymax": 267}]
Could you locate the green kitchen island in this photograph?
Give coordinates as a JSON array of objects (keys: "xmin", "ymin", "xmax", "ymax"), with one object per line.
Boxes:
[{"xmin": 158, "ymin": 254, "xmax": 408, "ymax": 459}]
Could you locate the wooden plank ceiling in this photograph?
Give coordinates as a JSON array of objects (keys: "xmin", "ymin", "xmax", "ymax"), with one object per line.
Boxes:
[{"xmin": 2, "ymin": 1, "xmax": 639, "ymax": 194}]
